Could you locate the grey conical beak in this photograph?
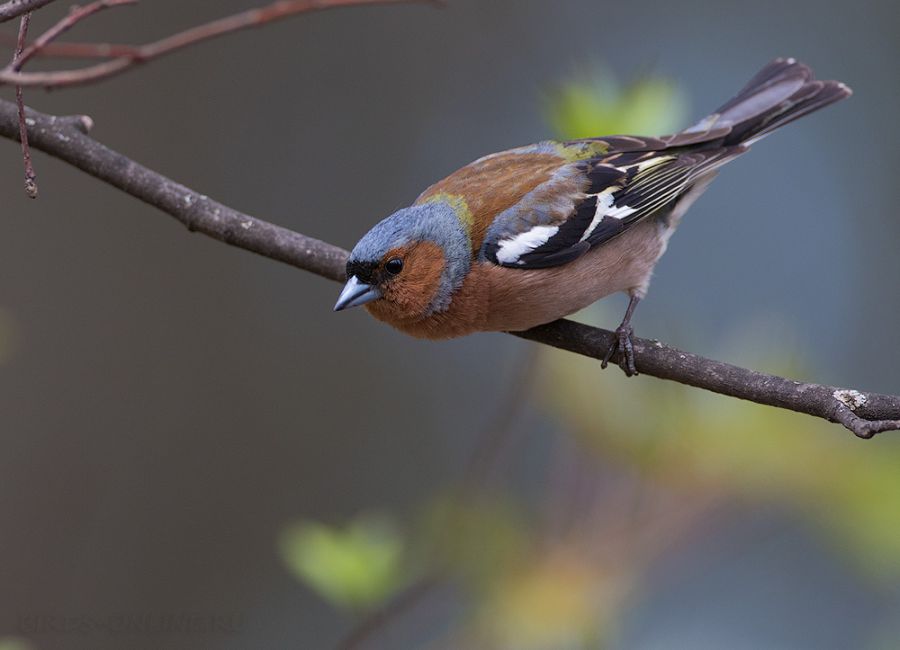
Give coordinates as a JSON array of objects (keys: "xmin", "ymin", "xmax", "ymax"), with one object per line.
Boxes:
[{"xmin": 334, "ymin": 275, "xmax": 382, "ymax": 311}]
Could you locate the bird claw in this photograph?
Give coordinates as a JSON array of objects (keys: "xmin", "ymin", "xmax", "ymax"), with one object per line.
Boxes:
[{"xmin": 600, "ymin": 324, "xmax": 638, "ymax": 377}]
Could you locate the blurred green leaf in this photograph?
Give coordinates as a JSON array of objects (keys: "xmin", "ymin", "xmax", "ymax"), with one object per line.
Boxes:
[
  {"xmin": 545, "ymin": 67, "xmax": 688, "ymax": 140},
  {"xmin": 279, "ymin": 513, "xmax": 405, "ymax": 611}
]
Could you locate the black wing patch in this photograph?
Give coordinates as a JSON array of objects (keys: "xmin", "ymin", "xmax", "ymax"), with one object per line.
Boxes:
[
  {"xmin": 484, "ymin": 147, "xmax": 744, "ymax": 269},
  {"xmin": 510, "ymin": 194, "xmax": 598, "ymax": 268},
  {"xmin": 582, "ymin": 149, "xmax": 743, "ymax": 248}
]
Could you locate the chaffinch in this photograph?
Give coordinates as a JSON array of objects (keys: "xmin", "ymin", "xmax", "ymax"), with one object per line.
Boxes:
[{"xmin": 335, "ymin": 58, "xmax": 850, "ymax": 375}]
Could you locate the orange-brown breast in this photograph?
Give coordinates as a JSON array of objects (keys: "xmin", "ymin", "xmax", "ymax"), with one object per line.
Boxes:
[{"xmin": 417, "ymin": 152, "xmax": 565, "ymax": 253}]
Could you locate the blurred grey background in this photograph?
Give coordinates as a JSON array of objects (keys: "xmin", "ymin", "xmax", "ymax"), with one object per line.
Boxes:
[{"xmin": 1, "ymin": 1, "xmax": 898, "ymax": 648}]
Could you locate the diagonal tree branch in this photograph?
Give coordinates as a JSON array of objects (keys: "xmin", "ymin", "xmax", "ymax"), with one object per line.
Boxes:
[
  {"xmin": 513, "ymin": 323, "xmax": 900, "ymax": 439},
  {"xmin": 0, "ymin": 0, "xmax": 55, "ymax": 24},
  {"xmin": 1, "ymin": 98, "xmax": 899, "ymax": 438}
]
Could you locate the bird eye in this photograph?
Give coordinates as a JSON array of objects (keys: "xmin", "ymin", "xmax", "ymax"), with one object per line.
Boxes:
[{"xmin": 385, "ymin": 258, "xmax": 404, "ymax": 275}]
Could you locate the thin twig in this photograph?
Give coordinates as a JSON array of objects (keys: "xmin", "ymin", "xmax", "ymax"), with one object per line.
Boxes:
[
  {"xmin": 0, "ymin": 0, "xmax": 55, "ymax": 24},
  {"xmin": 831, "ymin": 403, "xmax": 900, "ymax": 439},
  {"xmin": 0, "ymin": 100, "xmax": 898, "ymax": 438},
  {"xmin": 0, "ymin": 32, "xmax": 136, "ymax": 59},
  {"xmin": 12, "ymin": 11, "xmax": 35, "ymax": 197},
  {"xmin": 14, "ymin": 0, "xmax": 136, "ymax": 69},
  {"xmin": 0, "ymin": 0, "xmax": 438, "ymax": 88},
  {"xmin": 3, "ymin": 0, "xmax": 133, "ymax": 197}
]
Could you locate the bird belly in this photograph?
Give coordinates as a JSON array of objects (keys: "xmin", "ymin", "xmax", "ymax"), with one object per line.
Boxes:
[{"xmin": 482, "ymin": 218, "xmax": 669, "ymax": 332}]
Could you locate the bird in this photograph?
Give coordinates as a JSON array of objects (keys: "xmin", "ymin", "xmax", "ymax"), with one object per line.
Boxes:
[{"xmin": 334, "ymin": 58, "xmax": 851, "ymax": 376}]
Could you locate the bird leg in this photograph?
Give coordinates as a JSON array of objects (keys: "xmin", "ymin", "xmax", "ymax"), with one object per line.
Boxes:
[{"xmin": 601, "ymin": 294, "xmax": 641, "ymax": 377}]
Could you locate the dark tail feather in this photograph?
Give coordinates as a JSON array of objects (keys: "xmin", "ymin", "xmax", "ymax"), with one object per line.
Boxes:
[{"xmin": 683, "ymin": 58, "xmax": 851, "ymax": 147}]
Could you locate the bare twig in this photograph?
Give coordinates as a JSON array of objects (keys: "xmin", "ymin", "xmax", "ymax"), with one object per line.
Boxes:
[
  {"xmin": 0, "ymin": 99, "xmax": 898, "ymax": 438},
  {"xmin": 0, "ymin": 32, "xmax": 136, "ymax": 59},
  {"xmin": 14, "ymin": 0, "xmax": 136, "ymax": 69},
  {"xmin": 12, "ymin": 11, "xmax": 35, "ymax": 197},
  {"xmin": 3, "ymin": 0, "xmax": 133, "ymax": 197},
  {"xmin": 0, "ymin": 0, "xmax": 437, "ymax": 88},
  {"xmin": 513, "ymin": 322, "xmax": 900, "ymax": 439},
  {"xmin": 0, "ymin": 0, "xmax": 55, "ymax": 24}
]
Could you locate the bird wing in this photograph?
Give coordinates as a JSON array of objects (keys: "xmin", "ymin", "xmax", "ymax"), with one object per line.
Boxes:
[
  {"xmin": 480, "ymin": 139, "xmax": 743, "ymax": 269},
  {"xmin": 422, "ymin": 59, "xmax": 849, "ymax": 272}
]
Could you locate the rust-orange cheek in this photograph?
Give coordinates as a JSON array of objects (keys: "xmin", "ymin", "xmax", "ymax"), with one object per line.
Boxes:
[{"xmin": 367, "ymin": 241, "xmax": 447, "ymax": 324}]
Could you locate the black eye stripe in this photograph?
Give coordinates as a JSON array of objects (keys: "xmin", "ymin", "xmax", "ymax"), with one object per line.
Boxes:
[{"xmin": 347, "ymin": 260, "xmax": 377, "ymax": 283}]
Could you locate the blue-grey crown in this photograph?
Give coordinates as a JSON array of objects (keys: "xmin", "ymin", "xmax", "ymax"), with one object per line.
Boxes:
[{"xmin": 349, "ymin": 201, "xmax": 471, "ymax": 314}]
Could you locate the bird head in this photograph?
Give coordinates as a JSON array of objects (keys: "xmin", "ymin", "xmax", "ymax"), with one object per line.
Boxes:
[{"xmin": 334, "ymin": 201, "xmax": 472, "ymax": 320}]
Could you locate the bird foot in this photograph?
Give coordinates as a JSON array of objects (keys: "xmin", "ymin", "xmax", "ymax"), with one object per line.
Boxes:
[{"xmin": 601, "ymin": 323, "xmax": 638, "ymax": 377}]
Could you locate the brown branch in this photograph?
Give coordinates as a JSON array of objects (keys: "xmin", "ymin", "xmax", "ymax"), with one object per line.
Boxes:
[
  {"xmin": 5, "ymin": 0, "xmax": 134, "ymax": 197},
  {"xmin": 0, "ymin": 99, "xmax": 898, "ymax": 438},
  {"xmin": 513, "ymin": 323, "xmax": 900, "ymax": 438},
  {"xmin": 14, "ymin": 0, "xmax": 136, "ymax": 69},
  {"xmin": 0, "ymin": 32, "xmax": 137, "ymax": 59},
  {"xmin": 0, "ymin": 0, "xmax": 437, "ymax": 88},
  {"xmin": 0, "ymin": 0, "xmax": 55, "ymax": 24},
  {"xmin": 12, "ymin": 11, "xmax": 35, "ymax": 197}
]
